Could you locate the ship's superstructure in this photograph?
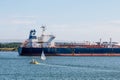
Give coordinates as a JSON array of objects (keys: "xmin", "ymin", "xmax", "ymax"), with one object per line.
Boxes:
[
  {"xmin": 18, "ymin": 26, "xmax": 120, "ymax": 56},
  {"xmin": 21, "ymin": 26, "xmax": 55, "ymax": 48}
]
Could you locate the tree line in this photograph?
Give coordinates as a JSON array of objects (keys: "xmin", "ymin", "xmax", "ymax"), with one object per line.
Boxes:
[{"xmin": 0, "ymin": 42, "xmax": 21, "ymax": 48}]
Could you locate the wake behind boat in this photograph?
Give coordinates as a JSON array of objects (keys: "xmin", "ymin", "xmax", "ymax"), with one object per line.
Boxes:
[{"xmin": 18, "ymin": 26, "xmax": 120, "ymax": 56}]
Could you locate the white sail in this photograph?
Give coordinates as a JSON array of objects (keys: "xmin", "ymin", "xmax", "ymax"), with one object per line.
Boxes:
[{"xmin": 41, "ymin": 51, "xmax": 46, "ymax": 60}]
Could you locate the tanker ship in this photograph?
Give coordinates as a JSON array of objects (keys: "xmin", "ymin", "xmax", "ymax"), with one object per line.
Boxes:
[{"xmin": 18, "ymin": 26, "xmax": 120, "ymax": 56}]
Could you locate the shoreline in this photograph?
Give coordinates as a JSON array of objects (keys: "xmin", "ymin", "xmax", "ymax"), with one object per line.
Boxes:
[{"xmin": 0, "ymin": 48, "xmax": 17, "ymax": 51}]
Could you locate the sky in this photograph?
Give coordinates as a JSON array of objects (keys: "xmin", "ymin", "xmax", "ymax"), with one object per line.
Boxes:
[{"xmin": 0, "ymin": 0, "xmax": 120, "ymax": 42}]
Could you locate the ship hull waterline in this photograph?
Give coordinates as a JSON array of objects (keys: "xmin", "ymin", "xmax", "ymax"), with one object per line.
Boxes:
[{"xmin": 18, "ymin": 47, "xmax": 120, "ymax": 56}]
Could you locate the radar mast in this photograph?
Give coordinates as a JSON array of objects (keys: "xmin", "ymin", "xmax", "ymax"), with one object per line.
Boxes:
[{"xmin": 41, "ymin": 26, "xmax": 46, "ymax": 35}]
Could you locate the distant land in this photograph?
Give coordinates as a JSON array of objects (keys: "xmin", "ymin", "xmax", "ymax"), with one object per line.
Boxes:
[
  {"xmin": 0, "ymin": 42, "xmax": 21, "ymax": 51},
  {"xmin": 0, "ymin": 39, "xmax": 24, "ymax": 43}
]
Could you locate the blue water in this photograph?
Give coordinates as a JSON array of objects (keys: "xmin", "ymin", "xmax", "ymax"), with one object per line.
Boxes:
[{"xmin": 0, "ymin": 52, "xmax": 120, "ymax": 80}]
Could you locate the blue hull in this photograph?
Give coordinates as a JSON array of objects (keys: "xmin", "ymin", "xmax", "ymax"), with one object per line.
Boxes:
[{"xmin": 18, "ymin": 47, "xmax": 120, "ymax": 56}]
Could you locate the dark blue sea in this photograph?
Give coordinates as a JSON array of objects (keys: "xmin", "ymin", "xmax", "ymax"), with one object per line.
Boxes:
[{"xmin": 0, "ymin": 52, "xmax": 120, "ymax": 80}]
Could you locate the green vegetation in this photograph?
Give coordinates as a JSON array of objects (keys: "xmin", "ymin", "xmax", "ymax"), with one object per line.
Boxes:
[{"xmin": 0, "ymin": 42, "xmax": 21, "ymax": 51}]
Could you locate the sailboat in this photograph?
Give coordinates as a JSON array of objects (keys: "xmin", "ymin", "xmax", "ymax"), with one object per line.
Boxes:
[{"xmin": 41, "ymin": 50, "xmax": 46, "ymax": 60}]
